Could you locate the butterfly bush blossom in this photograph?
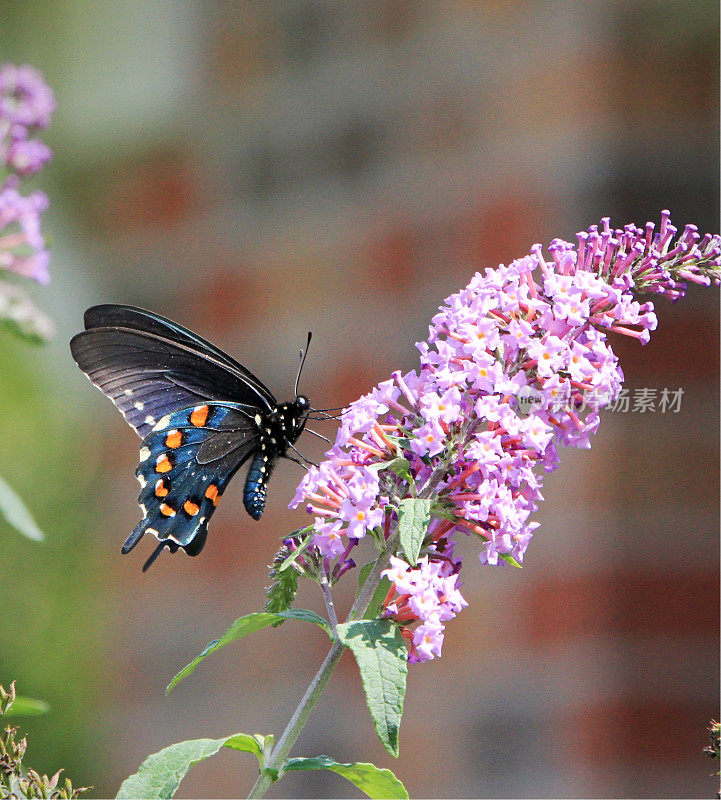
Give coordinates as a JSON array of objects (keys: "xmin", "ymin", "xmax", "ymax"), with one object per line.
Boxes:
[
  {"xmin": 0, "ymin": 64, "xmax": 55, "ymax": 341},
  {"xmin": 290, "ymin": 212, "xmax": 721, "ymax": 662}
]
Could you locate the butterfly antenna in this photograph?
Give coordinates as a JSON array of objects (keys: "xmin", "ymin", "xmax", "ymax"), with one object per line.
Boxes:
[
  {"xmin": 294, "ymin": 331, "xmax": 312, "ymax": 397},
  {"xmin": 305, "ymin": 427, "xmax": 333, "ymax": 444}
]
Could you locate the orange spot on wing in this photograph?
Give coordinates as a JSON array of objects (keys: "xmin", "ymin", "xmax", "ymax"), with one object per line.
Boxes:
[
  {"xmin": 184, "ymin": 500, "xmax": 200, "ymax": 516},
  {"xmin": 159, "ymin": 503, "xmax": 176, "ymax": 517},
  {"xmin": 154, "ymin": 479, "xmax": 169, "ymax": 497},
  {"xmin": 205, "ymin": 484, "xmax": 220, "ymax": 506},
  {"xmin": 156, "ymin": 455, "xmax": 173, "ymax": 473},
  {"xmin": 190, "ymin": 405, "xmax": 210, "ymax": 427},
  {"xmin": 165, "ymin": 430, "xmax": 182, "ymax": 448}
]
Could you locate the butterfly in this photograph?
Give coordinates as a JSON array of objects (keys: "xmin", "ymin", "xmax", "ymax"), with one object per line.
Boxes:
[{"xmin": 70, "ymin": 304, "xmax": 321, "ymax": 571}]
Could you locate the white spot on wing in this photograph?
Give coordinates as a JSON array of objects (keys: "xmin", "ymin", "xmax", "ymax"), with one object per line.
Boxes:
[
  {"xmin": 134, "ymin": 401, "xmax": 144, "ymax": 410},
  {"xmin": 153, "ymin": 414, "xmax": 171, "ymax": 432},
  {"xmin": 137, "ymin": 474, "xmax": 147, "ymax": 488},
  {"xmin": 144, "ymin": 415, "xmax": 156, "ymax": 426},
  {"xmin": 139, "ymin": 446, "xmax": 150, "ymax": 462}
]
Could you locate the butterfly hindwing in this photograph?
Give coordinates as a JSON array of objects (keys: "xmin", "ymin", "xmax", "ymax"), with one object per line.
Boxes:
[{"xmin": 126, "ymin": 403, "xmax": 259, "ymax": 570}]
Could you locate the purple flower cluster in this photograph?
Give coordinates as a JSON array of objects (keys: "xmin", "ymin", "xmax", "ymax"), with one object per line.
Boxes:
[
  {"xmin": 0, "ymin": 64, "xmax": 55, "ymax": 285},
  {"xmin": 291, "ymin": 212, "xmax": 721, "ymax": 662}
]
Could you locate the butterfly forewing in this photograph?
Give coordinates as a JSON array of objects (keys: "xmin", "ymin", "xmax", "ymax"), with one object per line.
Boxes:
[
  {"xmin": 83, "ymin": 305, "xmax": 275, "ymax": 405},
  {"xmin": 70, "ymin": 326, "xmax": 274, "ymax": 438}
]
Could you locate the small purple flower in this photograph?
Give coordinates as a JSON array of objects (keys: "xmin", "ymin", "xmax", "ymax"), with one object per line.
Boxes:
[
  {"xmin": 6, "ymin": 138, "xmax": 52, "ymax": 175},
  {"xmin": 0, "ymin": 64, "xmax": 55, "ymax": 130},
  {"xmin": 0, "ymin": 184, "xmax": 50, "ymax": 284}
]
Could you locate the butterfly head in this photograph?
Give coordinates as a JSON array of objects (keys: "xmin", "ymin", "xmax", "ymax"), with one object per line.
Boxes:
[{"xmin": 288, "ymin": 394, "xmax": 310, "ymax": 440}]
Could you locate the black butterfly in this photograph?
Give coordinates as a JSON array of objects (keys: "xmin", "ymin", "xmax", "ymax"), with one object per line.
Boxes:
[{"xmin": 70, "ymin": 304, "xmax": 318, "ymax": 571}]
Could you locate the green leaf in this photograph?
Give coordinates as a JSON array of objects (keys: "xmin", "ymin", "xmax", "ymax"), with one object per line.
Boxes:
[
  {"xmin": 166, "ymin": 610, "xmax": 331, "ymax": 693},
  {"xmin": 500, "ymin": 552, "xmax": 522, "ymax": 568},
  {"xmin": 364, "ymin": 576, "xmax": 392, "ymax": 621},
  {"xmin": 265, "ymin": 560, "xmax": 299, "ymax": 615},
  {"xmin": 384, "ymin": 457, "xmax": 413, "ymax": 483},
  {"xmin": 0, "ymin": 473, "xmax": 44, "ymax": 541},
  {"xmin": 397, "ymin": 498, "xmax": 431, "ymax": 566},
  {"xmin": 284, "ymin": 756, "xmax": 408, "ymax": 799},
  {"xmin": 3, "ymin": 695, "xmax": 50, "ymax": 717},
  {"xmin": 356, "ymin": 561, "xmax": 375, "ymax": 593},
  {"xmin": 277, "ymin": 527, "xmax": 314, "ymax": 571},
  {"xmin": 337, "ymin": 620, "xmax": 407, "ymax": 757},
  {"xmin": 356, "ymin": 560, "xmax": 392, "ymax": 621},
  {"xmin": 116, "ymin": 734, "xmax": 263, "ymax": 799}
]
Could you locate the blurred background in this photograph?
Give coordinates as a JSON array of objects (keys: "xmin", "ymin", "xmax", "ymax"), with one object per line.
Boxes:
[{"xmin": 0, "ymin": 1, "xmax": 718, "ymax": 797}]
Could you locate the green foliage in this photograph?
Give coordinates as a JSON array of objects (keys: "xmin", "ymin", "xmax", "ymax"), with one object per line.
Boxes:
[
  {"xmin": 336, "ymin": 620, "xmax": 407, "ymax": 757},
  {"xmin": 117, "ymin": 731, "xmax": 408, "ymax": 800},
  {"xmin": 265, "ymin": 528, "xmax": 317, "ymax": 616},
  {"xmin": 378, "ymin": 457, "xmax": 412, "ymax": 483},
  {"xmin": 284, "ymin": 755, "xmax": 408, "ymax": 799},
  {"xmin": 0, "ymin": 683, "xmax": 88, "ymax": 799},
  {"xmin": 0, "ymin": 473, "xmax": 44, "ymax": 541},
  {"xmin": 116, "ymin": 734, "xmax": 267, "ymax": 800},
  {"xmin": 397, "ymin": 497, "xmax": 432, "ymax": 566},
  {"xmin": 166, "ymin": 610, "xmax": 331, "ymax": 693},
  {"xmin": 3, "ymin": 695, "xmax": 49, "ymax": 718}
]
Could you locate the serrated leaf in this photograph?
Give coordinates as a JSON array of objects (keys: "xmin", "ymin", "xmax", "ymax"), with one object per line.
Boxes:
[
  {"xmin": 116, "ymin": 734, "xmax": 262, "ymax": 799},
  {"xmin": 3, "ymin": 695, "xmax": 49, "ymax": 717},
  {"xmin": 166, "ymin": 610, "xmax": 331, "ymax": 693},
  {"xmin": 397, "ymin": 498, "xmax": 431, "ymax": 566},
  {"xmin": 0, "ymin": 473, "xmax": 44, "ymax": 541},
  {"xmin": 265, "ymin": 563, "xmax": 299, "ymax": 615},
  {"xmin": 284, "ymin": 755, "xmax": 408, "ymax": 799},
  {"xmin": 337, "ymin": 620, "xmax": 407, "ymax": 757}
]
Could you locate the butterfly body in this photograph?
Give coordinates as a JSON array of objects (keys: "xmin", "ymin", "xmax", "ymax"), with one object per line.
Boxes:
[
  {"xmin": 242, "ymin": 398, "xmax": 309, "ymax": 520},
  {"xmin": 70, "ymin": 304, "xmax": 312, "ymax": 570}
]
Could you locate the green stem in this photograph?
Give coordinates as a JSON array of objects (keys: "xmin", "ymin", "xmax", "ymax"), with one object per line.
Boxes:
[{"xmin": 247, "ymin": 531, "xmax": 400, "ymax": 798}]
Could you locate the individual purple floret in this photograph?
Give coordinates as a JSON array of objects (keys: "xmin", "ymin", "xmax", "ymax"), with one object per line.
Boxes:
[{"xmin": 0, "ymin": 64, "xmax": 55, "ymax": 131}]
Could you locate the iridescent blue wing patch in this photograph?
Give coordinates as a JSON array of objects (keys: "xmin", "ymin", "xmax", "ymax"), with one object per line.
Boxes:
[{"xmin": 124, "ymin": 403, "xmax": 259, "ymax": 571}]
